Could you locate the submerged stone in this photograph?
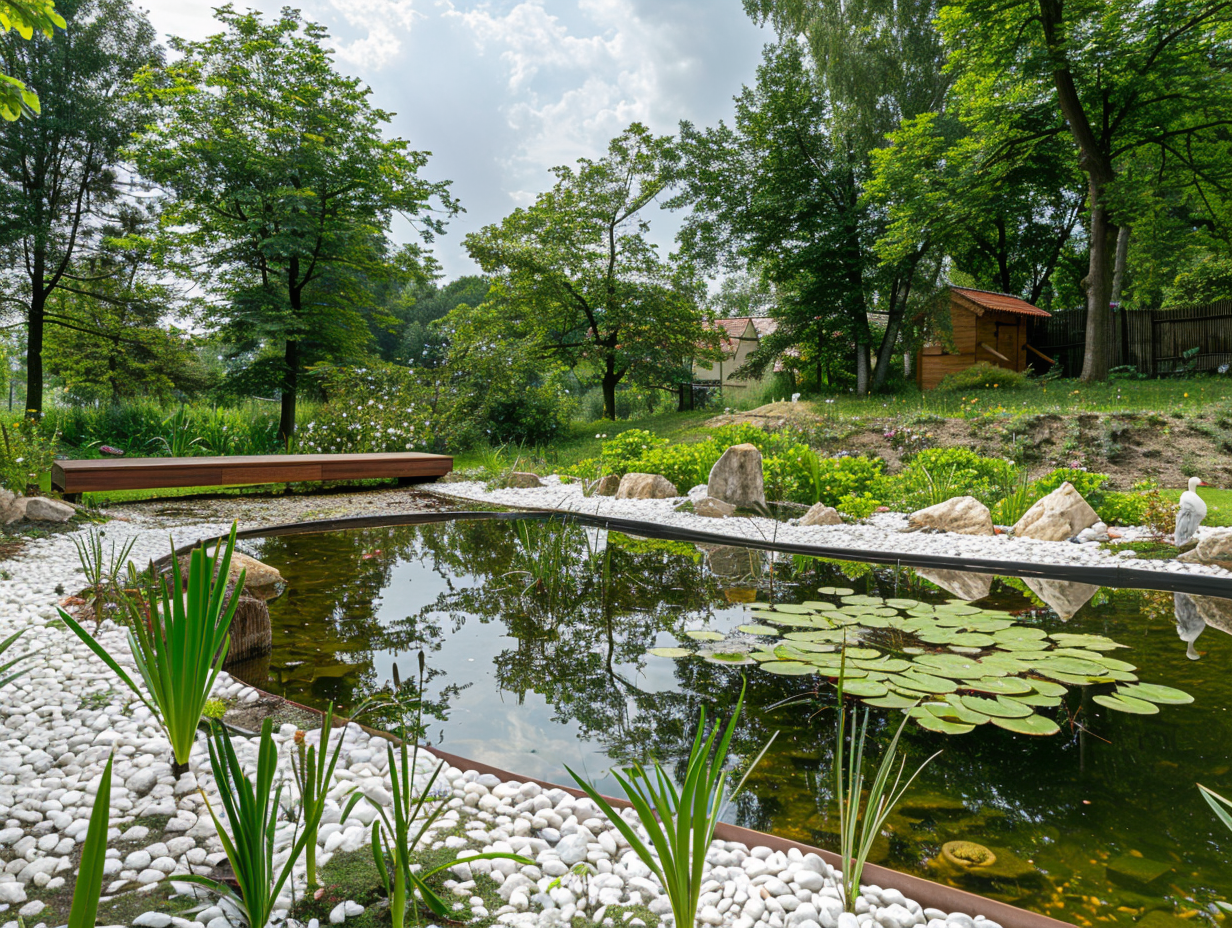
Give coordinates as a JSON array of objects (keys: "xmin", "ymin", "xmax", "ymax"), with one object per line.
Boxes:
[{"xmin": 1106, "ymin": 855, "xmax": 1173, "ymax": 888}]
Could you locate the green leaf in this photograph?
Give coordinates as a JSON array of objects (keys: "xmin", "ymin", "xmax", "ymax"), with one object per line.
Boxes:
[
  {"xmin": 1116, "ymin": 683, "xmax": 1193, "ymax": 705},
  {"xmin": 990, "ymin": 713, "xmax": 1059, "ymax": 736},
  {"xmin": 1093, "ymin": 693, "xmax": 1159, "ymax": 715},
  {"xmin": 67, "ymin": 753, "xmax": 112, "ymax": 928}
]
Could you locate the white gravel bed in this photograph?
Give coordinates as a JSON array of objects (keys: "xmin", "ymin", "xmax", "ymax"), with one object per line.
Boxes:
[
  {"xmin": 430, "ymin": 479, "xmax": 1232, "ymax": 583},
  {"xmin": 0, "ymin": 512, "xmax": 1012, "ymax": 928}
]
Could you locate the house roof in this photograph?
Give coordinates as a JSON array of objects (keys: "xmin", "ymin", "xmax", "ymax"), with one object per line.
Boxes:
[
  {"xmin": 951, "ymin": 287, "xmax": 1051, "ymax": 318},
  {"xmin": 710, "ymin": 316, "xmax": 776, "ymax": 353}
]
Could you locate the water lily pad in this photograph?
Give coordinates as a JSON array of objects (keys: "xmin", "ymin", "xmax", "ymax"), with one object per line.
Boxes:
[
  {"xmin": 1034, "ymin": 656, "xmax": 1110, "ymax": 675},
  {"xmin": 1086, "ymin": 655, "xmax": 1138, "ymax": 673},
  {"xmin": 737, "ymin": 624, "xmax": 781, "ymax": 636},
  {"xmin": 1094, "ymin": 693, "xmax": 1159, "ymax": 714},
  {"xmin": 818, "ymin": 586, "xmax": 855, "ymax": 595},
  {"xmin": 863, "ymin": 694, "xmax": 919, "ymax": 708},
  {"xmin": 772, "ymin": 603, "xmax": 818, "ymax": 614},
  {"xmin": 1050, "ymin": 633, "xmax": 1126, "ymax": 650},
  {"xmin": 941, "ymin": 696, "xmax": 992, "ymax": 724},
  {"xmin": 1006, "ymin": 692, "xmax": 1063, "ymax": 708},
  {"xmin": 916, "ymin": 714, "xmax": 975, "ymax": 735},
  {"xmin": 844, "ymin": 647, "xmax": 882, "ymax": 660},
  {"xmin": 1037, "ymin": 669, "xmax": 1115, "ymax": 685},
  {"xmin": 885, "ymin": 598, "xmax": 921, "ymax": 609},
  {"xmin": 994, "ymin": 626, "xmax": 1049, "ymax": 641},
  {"xmin": 1116, "ymin": 683, "xmax": 1193, "ymax": 705},
  {"xmin": 762, "ymin": 661, "xmax": 815, "ymax": 675},
  {"xmin": 854, "ymin": 658, "xmax": 913, "ymax": 673},
  {"xmin": 949, "ymin": 632, "xmax": 997, "ymax": 648},
  {"xmin": 959, "ymin": 695, "xmax": 1033, "ymax": 718},
  {"xmin": 936, "ymin": 603, "xmax": 983, "ymax": 615},
  {"xmin": 648, "ymin": 647, "xmax": 691, "ymax": 658},
  {"xmin": 964, "ymin": 676, "xmax": 1034, "ymax": 695},
  {"xmin": 789, "ymin": 641, "xmax": 838, "ymax": 653},
  {"xmin": 991, "ymin": 713, "xmax": 1060, "ymax": 736},
  {"xmin": 897, "ymin": 671, "xmax": 959, "ymax": 694},
  {"xmin": 703, "ymin": 652, "xmax": 756, "ymax": 665},
  {"xmin": 1026, "ymin": 678, "xmax": 1067, "ymax": 697},
  {"xmin": 686, "ymin": 630, "xmax": 725, "ymax": 641},
  {"xmin": 841, "ymin": 678, "xmax": 889, "ymax": 698},
  {"xmin": 799, "ymin": 600, "xmax": 839, "ymax": 611}
]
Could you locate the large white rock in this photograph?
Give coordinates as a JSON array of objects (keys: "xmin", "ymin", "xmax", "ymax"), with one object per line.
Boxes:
[
  {"xmin": 913, "ymin": 568, "xmax": 993, "ymax": 602},
  {"xmin": 1012, "ymin": 482, "xmax": 1099, "ymax": 541},
  {"xmin": 615, "ymin": 473, "xmax": 678, "ymax": 500},
  {"xmin": 906, "ymin": 496, "xmax": 994, "ymax": 536},
  {"xmin": 24, "ymin": 496, "xmax": 75, "ymax": 522},
  {"xmin": 800, "ymin": 503, "xmax": 843, "ymax": 527},
  {"xmin": 1179, "ymin": 529, "xmax": 1232, "ymax": 570},
  {"xmin": 707, "ymin": 443, "xmax": 766, "ymax": 509},
  {"xmin": 1022, "ymin": 578, "xmax": 1099, "ymax": 620}
]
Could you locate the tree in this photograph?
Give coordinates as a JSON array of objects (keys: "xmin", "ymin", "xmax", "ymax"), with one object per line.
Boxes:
[
  {"xmin": 674, "ymin": 41, "xmax": 937, "ymax": 394},
  {"xmin": 0, "ymin": 0, "xmax": 66, "ymax": 120},
  {"xmin": 375, "ymin": 275, "xmax": 491, "ymax": 366},
  {"xmin": 0, "ymin": 0, "xmax": 160, "ymax": 416},
  {"xmin": 465, "ymin": 124, "xmax": 718, "ymax": 420},
  {"xmin": 935, "ymin": 0, "xmax": 1232, "ymax": 380},
  {"xmin": 131, "ymin": 7, "xmax": 457, "ymax": 441}
]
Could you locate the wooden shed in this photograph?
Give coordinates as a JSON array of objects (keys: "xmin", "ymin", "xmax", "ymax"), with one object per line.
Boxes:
[{"xmin": 917, "ymin": 287, "xmax": 1052, "ymax": 390}]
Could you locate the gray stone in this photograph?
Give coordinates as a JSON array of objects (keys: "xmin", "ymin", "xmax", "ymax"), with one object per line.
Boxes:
[
  {"xmin": 179, "ymin": 551, "xmax": 285, "ymax": 600},
  {"xmin": 23, "ymin": 496, "xmax": 75, "ymax": 523},
  {"xmin": 694, "ymin": 496, "xmax": 736, "ymax": 519},
  {"xmin": 1022, "ymin": 578, "xmax": 1099, "ymax": 620},
  {"xmin": 1179, "ymin": 529, "xmax": 1232, "ymax": 570},
  {"xmin": 912, "ymin": 568, "xmax": 992, "ymax": 602},
  {"xmin": 906, "ymin": 496, "xmax": 994, "ymax": 536},
  {"xmin": 595, "ymin": 475, "xmax": 621, "ymax": 497},
  {"xmin": 557, "ymin": 833, "xmax": 590, "ymax": 865},
  {"xmin": 800, "ymin": 503, "xmax": 843, "ymax": 527},
  {"xmin": 134, "ymin": 913, "xmax": 173, "ymax": 928},
  {"xmin": 506, "ymin": 472, "xmax": 543, "ymax": 489},
  {"xmin": 615, "ymin": 473, "xmax": 678, "ymax": 500},
  {"xmin": 1013, "ymin": 482, "xmax": 1099, "ymax": 541},
  {"xmin": 707, "ymin": 444, "xmax": 766, "ymax": 509}
]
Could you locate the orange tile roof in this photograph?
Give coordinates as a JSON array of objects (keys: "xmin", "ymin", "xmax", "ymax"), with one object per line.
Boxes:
[{"xmin": 951, "ymin": 287, "xmax": 1050, "ymax": 318}]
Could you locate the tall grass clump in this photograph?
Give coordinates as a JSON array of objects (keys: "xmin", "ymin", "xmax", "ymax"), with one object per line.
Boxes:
[
  {"xmin": 568, "ymin": 683, "xmax": 775, "ymax": 928},
  {"xmin": 290, "ymin": 703, "xmax": 355, "ymax": 889},
  {"xmin": 60, "ymin": 523, "xmax": 244, "ymax": 776}
]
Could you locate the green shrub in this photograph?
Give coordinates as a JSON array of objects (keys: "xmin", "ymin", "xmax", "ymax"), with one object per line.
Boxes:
[
  {"xmin": 935, "ymin": 361, "xmax": 1035, "ymax": 392},
  {"xmin": 1030, "ymin": 467, "xmax": 1109, "ymax": 505},
  {"xmin": 0, "ymin": 417, "xmax": 60, "ymax": 493},
  {"xmin": 635, "ymin": 440, "xmax": 723, "ymax": 491},
  {"xmin": 875, "ymin": 447, "xmax": 1019, "ymax": 510},
  {"xmin": 1098, "ymin": 492, "xmax": 1151, "ymax": 527},
  {"xmin": 600, "ymin": 429, "xmax": 669, "ymax": 475},
  {"xmin": 837, "ymin": 493, "xmax": 881, "ymax": 519}
]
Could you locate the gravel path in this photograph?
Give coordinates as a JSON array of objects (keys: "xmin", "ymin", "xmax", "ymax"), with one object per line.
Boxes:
[
  {"xmin": 0, "ymin": 495, "xmax": 1015, "ymax": 928},
  {"xmin": 429, "ymin": 478, "xmax": 1232, "ymax": 583}
]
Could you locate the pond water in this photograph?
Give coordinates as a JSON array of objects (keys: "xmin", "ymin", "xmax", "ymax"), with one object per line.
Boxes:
[{"xmin": 234, "ymin": 517, "xmax": 1232, "ymax": 928}]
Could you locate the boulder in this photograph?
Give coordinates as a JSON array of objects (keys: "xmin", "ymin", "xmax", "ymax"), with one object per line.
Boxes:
[
  {"xmin": 178, "ymin": 551, "xmax": 285, "ymax": 601},
  {"xmin": 22, "ymin": 497, "xmax": 75, "ymax": 523},
  {"xmin": 694, "ymin": 496, "xmax": 736, "ymax": 519},
  {"xmin": 1191, "ymin": 592, "xmax": 1232, "ymax": 637},
  {"xmin": 1022, "ymin": 578, "xmax": 1099, "ymax": 620},
  {"xmin": 706, "ymin": 443, "xmax": 766, "ymax": 509},
  {"xmin": 594, "ymin": 474, "xmax": 621, "ymax": 497},
  {"xmin": 905, "ymin": 496, "xmax": 994, "ymax": 536},
  {"xmin": 1012, "ymin": 482, "xmax": 1099, "ymax": 541},
  {"xmin": 1178, "ymin": 529, "xmax": 1232, "ymax": 571},
  {"xmin": 505, "ymin": 472, "xmax": 542, "ymax": 489},
  {"xmin": 615, "ymin": 473, "xmax": 678, "ymax": 500},
  {"xmin": 224, "ymin": 594, "xmax": 272, "ymax": 663},
  {"xmin": 913, "ymin": 568, "xmax": 992, "ymax": 602},
  {"xmin": 800, "ymin": 503, "xmax": 842, "ymax": 527}
]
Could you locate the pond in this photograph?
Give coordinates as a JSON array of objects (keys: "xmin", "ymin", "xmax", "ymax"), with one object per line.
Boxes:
[{"xmin": 233, "ymin": 516, "xmax": 1232, "ymax": 928}]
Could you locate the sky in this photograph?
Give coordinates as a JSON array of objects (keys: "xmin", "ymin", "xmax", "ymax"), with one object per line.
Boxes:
[{"xmin": 137, "ymin": 0, "xmax": 771, "ymax": 280}]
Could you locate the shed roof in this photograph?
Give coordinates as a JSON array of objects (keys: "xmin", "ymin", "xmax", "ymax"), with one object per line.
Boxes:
[{"xmin": 951, "ymin": 287, "xmax": 1051, "ymax": 319}]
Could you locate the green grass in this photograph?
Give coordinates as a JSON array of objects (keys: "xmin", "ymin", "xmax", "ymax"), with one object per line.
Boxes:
[{"xmin": 1159, "ymin": 487, "xmax": 1232, "ymax": 527}]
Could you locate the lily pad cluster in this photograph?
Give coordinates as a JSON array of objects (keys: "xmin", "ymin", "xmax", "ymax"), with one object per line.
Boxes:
[{"xmin": 647, "ymin": 587, "xmax": 1193, "ymax": 736}]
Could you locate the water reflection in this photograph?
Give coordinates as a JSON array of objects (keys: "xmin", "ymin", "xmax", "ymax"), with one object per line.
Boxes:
[
  {"xmin": 240, "ymin": 519, "xmax": 1232, "ymax": 928},
  {"xmin": 1174, "ymin": 592, "xmax": 1232, "ymax": 659}
]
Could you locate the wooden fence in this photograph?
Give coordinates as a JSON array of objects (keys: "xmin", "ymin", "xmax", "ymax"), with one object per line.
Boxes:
[{"xmin": 1033, "ymin": 300, "xmax": 1232, "ymax": 376}]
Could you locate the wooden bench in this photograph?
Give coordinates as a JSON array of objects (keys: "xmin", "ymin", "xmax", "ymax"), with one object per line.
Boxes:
[{"xmin": 51, "ymin": 452, "xmax": 454, "ymax": 502}]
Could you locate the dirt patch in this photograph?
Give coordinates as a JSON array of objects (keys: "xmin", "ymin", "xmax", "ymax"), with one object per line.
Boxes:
[
  {"xmin": 708, "ymin": 403, "xmax": 1232, "ymax": 490},
  {"xmin": 218, "ymin": 689, "xmax": 324, "ymax": 734}
]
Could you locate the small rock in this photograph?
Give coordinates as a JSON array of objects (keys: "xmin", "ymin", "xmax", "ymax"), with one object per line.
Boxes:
[
  {"xmin": 800, "ymin": 503, "xmax": 843, "ymax": 527},
  {"xmin": 615, "ymin": 473, "xmax": 678, "ymax": 500},
  {"xmin": 133, "ymin": 913, "xmax": 173, "ymax": 928},
  {"xmin": 1013, "ymin": 482, "xmax": 1099, "ymax": 541},
  {"xmin": 906, "ymin": 496, "xmax": 994, "ymax": 536},
  {"xmin": 23, "ymin": 496, "xmax": 75, "ymax": 523},
  {"xmin": 595, "ymin": 475, "xmax": 621, "ymax": 497},
  {"xmin": 694, "ymin": 497, "xmax": 736, "ymax": 519},
  {"xmin": 506, "ymin": 472, "xmax": 543, "ymax": 489}
]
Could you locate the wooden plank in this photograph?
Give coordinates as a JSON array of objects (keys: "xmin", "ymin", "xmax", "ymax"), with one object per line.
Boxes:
[
  {"xmin": 979, "ymin": 341, "xmax": 1010, "ymax": 362},
  {"xmin": 52, "ymin": 452, "xmax": 453, "ymax": 494}
]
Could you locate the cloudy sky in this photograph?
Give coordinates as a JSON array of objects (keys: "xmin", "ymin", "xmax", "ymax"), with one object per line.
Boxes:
[{"xmin": 138, "ymin": 0, "xmax": 771, "ymax": 279}]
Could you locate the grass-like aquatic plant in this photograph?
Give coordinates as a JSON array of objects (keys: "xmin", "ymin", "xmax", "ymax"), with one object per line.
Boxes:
[
  {"xmin": 1198, "ymin": 784, "xmax": 1232, "ymax": 913},
  {"xmin": 60, "ymin": 523, "xmax": 244, "ymax": 775},
  {"xmin": 833, "ymin": 676, "xmax": 939, "ymax": 911},
  {"xmin": 66, "ymin": 752, "xmax": 113, "ymax": 928},
  {"xmin": 368, "ymin": 654, "xmax": 530, "ymax": 928},
  {"xmin": 71, "ymin": 527, "xmax": 137, "ymax": 625},
  {"xmin": 0, "ymin": 629, "xmax": 35, "ymax": 690},
  {"xmin": 290, "ymin": 703, "xmax": 356, "ymax": 890},
  {"xmin": 185, "ymin": 719, "xmax": 309, "ymax": 928},
  {"xmin": 567, "ymin": 682, "xmax": 775, "ymax": 928}
]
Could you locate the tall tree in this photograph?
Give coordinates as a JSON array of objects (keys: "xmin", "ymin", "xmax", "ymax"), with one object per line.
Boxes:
[
  {"xmin": 131, "ymin": 7, "xmax": 457, "ymax": 441},
  {"xmin": 0, "ymin": 0, "xmax": 160, "ymax": 416},
  {"xmin": 465, "ymin": 124, "xmax": 718, "ymax": 420},
  {"xmin": 935, "ymin": 0, "xmax": 1232, "ymax": 380}
]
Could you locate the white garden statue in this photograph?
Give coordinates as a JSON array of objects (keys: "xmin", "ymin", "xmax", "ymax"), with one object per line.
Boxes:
[{"xmin": 1175, "ymin": 476, "xmax": 1210, "ymax": 547}]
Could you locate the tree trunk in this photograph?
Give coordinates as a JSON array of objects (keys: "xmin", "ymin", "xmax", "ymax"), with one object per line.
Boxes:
[
  {"xmin": 279, "ymin": 339, "xmax": 298, "ymax": 445},
  {"xmin": 872, "ymin": 277, "xmax": 910, "ymax": 392},
  {"xmin": 601, "ymin": 358, "xmax": 618, "ymax": 420},
  {"xmin": 1079, "ymin": 183, "xmax": 1117, "ymax": 383},
  {"xmin": 1110, "ymin": 225, "xmax": 1132, "ymax": 307},
  {"xmin": 25, "ymin": 290, "xmax": 44, "ymax": 419}
]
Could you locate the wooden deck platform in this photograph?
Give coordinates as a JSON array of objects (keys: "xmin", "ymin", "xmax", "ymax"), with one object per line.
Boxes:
[{"xmin": 51, "ymin": 452, "xmax": 454, "ymax": 501}]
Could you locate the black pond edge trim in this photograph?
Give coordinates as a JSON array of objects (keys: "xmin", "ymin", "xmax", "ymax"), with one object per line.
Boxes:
[{"xmin": 207, "ymin": 507, "xmax": 1232, "ymax": 598}]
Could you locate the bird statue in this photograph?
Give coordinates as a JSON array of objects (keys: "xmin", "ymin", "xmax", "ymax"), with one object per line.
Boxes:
[
  {"xmin": 1175, "ymin": 476, "xmax": 1210, "ymax": 547},
  {"xmin": 1174, "ymin": 593, "xmax": 1205, "ymax": 660}
]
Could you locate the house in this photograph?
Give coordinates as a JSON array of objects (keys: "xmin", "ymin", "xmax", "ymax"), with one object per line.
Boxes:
[
  {"xmin": 917, "ymin": 287, "xmax": 1052, "ymax": 390},
  {"xmin": 693, "ymin": 316, "xmax": 778, "ymax": 391}
]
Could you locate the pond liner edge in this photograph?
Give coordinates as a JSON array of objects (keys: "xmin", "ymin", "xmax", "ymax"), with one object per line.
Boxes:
[{"xmin": 214, "ymin": 507, "xmax": 1232, "ymax": 597}]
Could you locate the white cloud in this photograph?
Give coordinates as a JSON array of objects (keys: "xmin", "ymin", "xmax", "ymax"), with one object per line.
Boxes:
[{"xmin": 322, "ymin": 0, "xmax": 421, "ymax": 68}]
